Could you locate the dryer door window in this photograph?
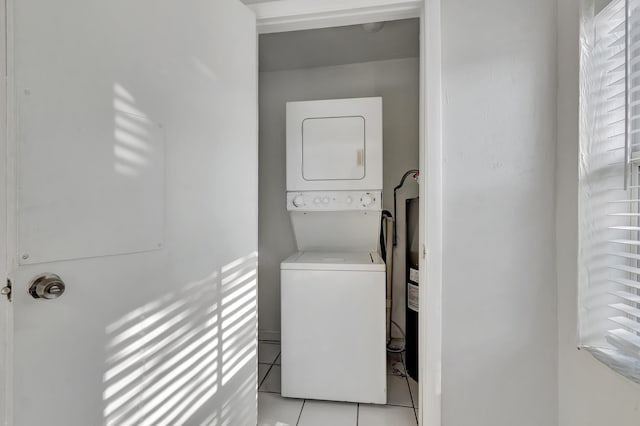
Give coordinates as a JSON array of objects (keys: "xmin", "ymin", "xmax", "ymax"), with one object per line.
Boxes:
[{"xmin": 302, "ymin": 116, "xmax": 365, "ymax": 181}]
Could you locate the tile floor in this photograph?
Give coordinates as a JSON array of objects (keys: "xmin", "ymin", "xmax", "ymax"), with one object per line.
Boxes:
[{"xmin": 257, "ymin": 340, "xmax": 419, "ymax": 426}]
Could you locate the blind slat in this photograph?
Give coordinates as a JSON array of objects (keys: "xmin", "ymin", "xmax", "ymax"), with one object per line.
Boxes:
[
  {"xmin": 607, "ymin": 329, "xmax": 640, "ymax": 356},
  {"xmin": 610, "ymin": 278, "xmax": 640, "ymax": 290},
  {"xmin": 610, "ymin": 316, "xmax": 640, "ymax": 333},
  {"xmin": 609, "ymin": 238, "xmax": 640, "ymax": 245},
  {"xmin": 609, "ymin": 251, "xmax": 640, "ymax": 261},
  {"xmin": 610, "ymin": 302, "xmax": 640, "ymax": 318},
  {"xmin": 609, "ymin": 264, "xmax": 640, "ymax": 275},
  {"xmin": 611, "ymin": 290, "xmax": 640, "ymax": 303}
]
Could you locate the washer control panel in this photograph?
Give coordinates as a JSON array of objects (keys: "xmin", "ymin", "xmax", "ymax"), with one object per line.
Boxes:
[{"xmin": 287, "ymin": 191, "xmax": 382, "ymax": 211}]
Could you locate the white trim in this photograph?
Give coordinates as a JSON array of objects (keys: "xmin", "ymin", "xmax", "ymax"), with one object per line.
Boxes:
[
  {"xmin": 2, "ymin": 0, "xmax": 15, "ymax": 423},
  {"xmin": 419, "ymin": 1, "xmax": 442, "ymax": 425},
  {"xmin": 0, "ymin": 0, "xmax": 7, "ymax": 422},
  {"xmin": 0, "ymin": 0, "xmax": 10, "ymax": 423},
  {"xmin": 248, "ymin": 0, "xmax": 422, "ymax": 34},
  {"xmin": 252, "ymin": 1, "xmax": 443, "ymax": 425}
]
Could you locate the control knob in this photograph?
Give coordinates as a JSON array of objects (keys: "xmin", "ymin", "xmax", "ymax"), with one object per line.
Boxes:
[
  {"xmin": 292, "ymin": 195, "xmax": 305, "ymax": 207},
  {"xmin": 360, "ymin": 193, "xmax": 375, "ymax": 207}
]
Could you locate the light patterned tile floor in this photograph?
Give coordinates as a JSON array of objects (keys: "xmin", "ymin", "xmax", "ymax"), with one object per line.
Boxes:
[{"xmin": 257, "ymin": 341, "xmax": 419, "ymax": 426}]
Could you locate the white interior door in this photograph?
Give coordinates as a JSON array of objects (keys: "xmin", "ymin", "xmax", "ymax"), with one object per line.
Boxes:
[{"xmin": 7, "ymin": 0, "xmax": 258, "ymax": 425}]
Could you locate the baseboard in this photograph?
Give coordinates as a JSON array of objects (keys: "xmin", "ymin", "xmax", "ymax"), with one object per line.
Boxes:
[{"xmin": 259, "ymin": 329, "xmax": 281, "ymax": 342}]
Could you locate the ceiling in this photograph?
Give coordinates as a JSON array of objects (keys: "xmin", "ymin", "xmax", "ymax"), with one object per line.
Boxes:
[{"xmin": 259, "ymin": 18, "xmax": 420, "ymax": 72}]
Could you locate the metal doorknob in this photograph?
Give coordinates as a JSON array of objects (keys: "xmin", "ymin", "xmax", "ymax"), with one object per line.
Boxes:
[{"xmin": 29, "ymin": 273, "xmax": 66, "ymax": 300}]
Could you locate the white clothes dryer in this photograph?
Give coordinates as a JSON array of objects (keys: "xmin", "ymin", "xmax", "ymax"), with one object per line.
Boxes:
[{"xmin": 286, "ymin": 97, "xmax": 382, "ymax": 192}]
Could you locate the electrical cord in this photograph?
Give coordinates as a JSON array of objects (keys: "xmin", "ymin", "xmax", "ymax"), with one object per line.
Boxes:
[
  {"xmin": 380, "ymin": 210, "xmax": 392, "ymax": 260},
  {"xmin": 386, "ymin": 320, "xmax": 406, "ymax": 353},
  {"xmin": 380, "ymin": 211, "xmax": 396, "ymax": 347}
]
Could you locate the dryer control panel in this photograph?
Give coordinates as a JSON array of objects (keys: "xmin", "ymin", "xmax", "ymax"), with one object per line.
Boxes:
[{"xmin": 287, "ymin": 191, "xmax": 382, "ymax": 211}]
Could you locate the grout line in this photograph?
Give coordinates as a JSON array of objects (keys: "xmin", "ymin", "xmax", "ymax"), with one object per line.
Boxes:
[
  {"xmin": 401, "ymin": 354, "xmax": 419, "ymax": 425},
  {"xmin": 258, "ymin": 360, "xmax": 276, "ymax": 390},
  {"xmin": 356, "ymin": 403, "xmax": 360, "ymax": 426},
  {"xmin": 404, "ymin": 376, "xmax": 415, "ymax": 409},
  {"xmin": 400, "ymin": 354, "xmax": 415, "ymax": 408},
  {"xmin": 258, "ymin": 389, "xmax": 281, "ymax": 395},
  {"xmin": 295, "ymin": 400, "xmax": 306, "ymax": 426},
  {"xmin": 386, "ymin": 402, "xmax": 414, "ymax": 409}
]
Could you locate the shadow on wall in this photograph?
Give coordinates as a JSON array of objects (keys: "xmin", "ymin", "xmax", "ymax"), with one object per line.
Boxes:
[
  {"xmin": 102, "ymin": 253, "xmax": 259, "ymax": 426},
  {"xmin": 112, "ymin": 83, "xmax": 157, "ymax": 178}
]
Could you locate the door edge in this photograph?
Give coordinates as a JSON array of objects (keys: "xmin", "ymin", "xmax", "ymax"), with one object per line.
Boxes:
[
  {"xmin": 0, "ymin": 0, "xmax": 9, "ymax": 422},
  {"xmin": 2, "ymin": 0, "xmax": 17, "ymax": 422},
  {"xmin": 419, "ymin": 1, "xmax": 443, "ymax": 426}
]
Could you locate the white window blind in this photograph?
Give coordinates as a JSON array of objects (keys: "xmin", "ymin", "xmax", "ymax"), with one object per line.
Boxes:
[{"xmin": 579, "ymin": 0, "xmax": 640, "ymax": 382}]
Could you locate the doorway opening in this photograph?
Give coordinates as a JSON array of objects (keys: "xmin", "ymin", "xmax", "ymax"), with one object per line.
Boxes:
[{"xmin": 256, "ymin": 18, "xmax": 421, "ymax": 425}]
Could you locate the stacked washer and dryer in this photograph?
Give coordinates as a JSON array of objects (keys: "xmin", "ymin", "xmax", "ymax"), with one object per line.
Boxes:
[{"xmin": 280, "ymin": 97, "xmax": 387, "ymax": 404}]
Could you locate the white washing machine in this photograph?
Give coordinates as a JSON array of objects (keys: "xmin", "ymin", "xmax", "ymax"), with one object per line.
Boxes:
[
  {"xmin": 281, "ymin": 251, "xmax": 386, "ymax": 404},
  {"xmin": 280, "ymin": 97, "xmax": 386, "ymax": 404}
]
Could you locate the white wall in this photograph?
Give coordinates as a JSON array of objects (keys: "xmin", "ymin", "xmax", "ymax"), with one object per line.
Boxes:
[
  {"xmin": 441, "ymin": 1, "xmax": 558, "ymax": 425},
  {"xmin": 557, "ymin": 0, "xmax": 640, "ymax": 424},
  {"xmin": 258, "ymin": 58, "xmax": 419, "ymax": 339}
]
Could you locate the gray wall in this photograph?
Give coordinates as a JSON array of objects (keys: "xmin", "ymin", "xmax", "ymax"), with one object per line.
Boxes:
[
  {"xmin": 258, "ymin": 58, "xmax": 419, "ymax": 339},
  {"xmin": 557, "ymin": 0, "xmax": 640, "ymax": 424},
  {"xmin": 441, "ymin": 1, "xmax": 558, "ymax": 425}
]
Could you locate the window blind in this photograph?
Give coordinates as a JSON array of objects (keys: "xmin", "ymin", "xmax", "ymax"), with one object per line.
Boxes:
[{"xmin": 579, "ymin": 0, "xmax": 640, "ymax": 382}]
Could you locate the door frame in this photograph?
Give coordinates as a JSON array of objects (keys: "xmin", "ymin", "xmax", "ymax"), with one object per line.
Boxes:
[
  {"xmin": 1, "ymin": 0, "xmax": 18, "ymax": 422},
  {"xmin": 247, "ymin": 1, "xmax": 443, "ymax": 425},
  {"xmin": 1, "ymin": 0, "xmax": 10, "ymax": 422},
  {"xmin": 249, "ymin": 0, "xmax": 423, "ymax": 34}
]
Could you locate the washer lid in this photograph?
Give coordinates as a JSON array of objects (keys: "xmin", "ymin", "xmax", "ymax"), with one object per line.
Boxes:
[{"xmin": 281, "ymin": 251, "xmax": 385, "ymax": 272}]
